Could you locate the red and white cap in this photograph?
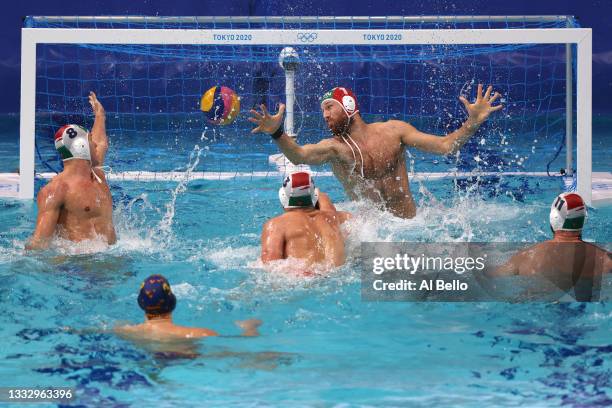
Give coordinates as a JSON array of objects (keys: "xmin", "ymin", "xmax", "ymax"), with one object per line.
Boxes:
[
  {"xmin": 320, "ymin": 87, "xmax": 359, "ymax": 118},
  {"xmin": 279, "ymin": 171, "xmax": 319, "ymax": 209},
  {"xmin": 549, "ymin": 192, "xmax": 587, "ymax": 232}
]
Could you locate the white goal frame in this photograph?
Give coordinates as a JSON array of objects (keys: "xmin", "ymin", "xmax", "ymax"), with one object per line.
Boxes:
[{"xmin": 19, "ymin": 19, "xmax": 593, "ymax": 203}]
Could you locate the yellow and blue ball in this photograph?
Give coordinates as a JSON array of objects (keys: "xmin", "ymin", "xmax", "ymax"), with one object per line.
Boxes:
[{"xmin": 200, "ymin": 86, "xmax": 240, "ymax": 125}]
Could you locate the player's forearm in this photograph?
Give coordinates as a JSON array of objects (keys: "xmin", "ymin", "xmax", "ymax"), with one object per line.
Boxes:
[
  {"xmin": 274, "ymin": 134, "xmax": 309, "ymax": 164},
  {"xmin": 444, "ymin": 119, "xmax": 480, "ymax": 155},
  {"xmin": 91, "ymin": 112, "xmax": 108, "ymax": 147}
]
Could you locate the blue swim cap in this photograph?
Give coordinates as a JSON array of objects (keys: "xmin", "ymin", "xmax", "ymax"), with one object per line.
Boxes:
[{"xmin": 137, "ymin": 274, "xmax": 176, "ymax": 315}]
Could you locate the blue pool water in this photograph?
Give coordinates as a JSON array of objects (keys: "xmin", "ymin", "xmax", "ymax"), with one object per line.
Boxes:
[{"xmin": 0, "ymin": 114, "xmax": 611, "ymax": 406}]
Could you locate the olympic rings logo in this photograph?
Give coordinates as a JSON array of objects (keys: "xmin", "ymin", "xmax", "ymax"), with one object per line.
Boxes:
[{"xmin": 297, "ymin": 32, "xmax": 318, "ymax": 43}]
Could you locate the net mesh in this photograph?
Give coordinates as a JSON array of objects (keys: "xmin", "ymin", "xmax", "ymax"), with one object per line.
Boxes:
[{"xmin": 28, "ymin": 16, "xmax": 578, "ymax": 176}]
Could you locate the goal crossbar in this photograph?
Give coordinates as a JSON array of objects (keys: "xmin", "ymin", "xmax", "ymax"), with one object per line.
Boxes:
[{"xmin": 29, "ymin": 15, "xmax": 575, "ymax": 24}]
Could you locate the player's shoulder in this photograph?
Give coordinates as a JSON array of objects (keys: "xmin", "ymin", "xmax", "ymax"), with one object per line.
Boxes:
[
  {"xmin": 370, "ymin": 119, "xmax": 413, "ymax": 137},
  {"xmin": 113, "ymin": 323, "xmax": 142, "ymax": 337},
  {"xmin": 336, "ymin": 210, "xmax": 352, "ymax": 223},
  {"xmin": 190, "ymin": 327, "xmax": 218, "ymax": 337},
  {"xmin": 521, "ymin": 241, "xmax": 551, "ymax": 255},
  {"xmin": 278, "ymin": 210, "xmax": 316, "ymax": 228},
  {"xmin": 278, "ymin": 210, "xmax": 307, "ymax": 221},
  {"xmin": 37, "ymin": 175, "xmax": 68, "ymax": 203},
  {"xmin": 119, "ymin": 323, "xmax": 140, "ymax": 332},
  {"xmin": 373, "ymin": 118, "xmax": 411, "ymax": 128},
  {"xmin": 319, "ymin": 137, "xmax": 343, "ymax": 149},
  {"xmin": 263, "ymin": 214, "xmax": 289, "ymax": 230},
  {"xmin": 581, "ymin": 241, "xmax": 612, "ymax": 256},
  {"xmin": 320, "ymin": 209, "xmax": 351, "ymax": 223}
]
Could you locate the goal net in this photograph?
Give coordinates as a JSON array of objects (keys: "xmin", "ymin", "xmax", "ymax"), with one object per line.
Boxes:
[{"xmin": 14, "ymin": 16, "xmax": 594, "ymax": 203}]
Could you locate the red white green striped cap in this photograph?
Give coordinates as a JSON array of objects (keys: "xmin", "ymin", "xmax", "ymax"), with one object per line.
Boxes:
[
  {"xmin": 321, "ymin": 87, "xmax": 359, "ymax": 118},
  {"xmin": 278, "ymin": 171, "xmax": 319, "ymax": 209},
  {"xmin": 53, "ymin": 124, "xmax": 91, "ymax": 161},
  {"xmin": 549, "ymin": 192, "xmax": 587, "ymax": 231}
]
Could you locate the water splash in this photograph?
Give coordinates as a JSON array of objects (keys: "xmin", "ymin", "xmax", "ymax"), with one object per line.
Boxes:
[
  {"xmin": 203, "ymin": 244, "xmax": 260, "ymax": 270},
  {"xmin": 104, "ymin": 143, "xmax": 205, "ymax": 257},
  {"xmin": 158, "ymin": 144, "xmax": 202, "ymax": 238},
  {"xmin": 49, "ymin": 235, "xmax": 113, "ymax": 255},
  {"xmin": 340, "ymin": 190, "xmax": 530, "ymax": 247}
]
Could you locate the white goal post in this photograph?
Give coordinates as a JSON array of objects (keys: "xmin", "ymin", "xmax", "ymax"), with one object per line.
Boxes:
[{"xmin": 19, "ymin": 17, "xmax": 593, "ymax": 203}]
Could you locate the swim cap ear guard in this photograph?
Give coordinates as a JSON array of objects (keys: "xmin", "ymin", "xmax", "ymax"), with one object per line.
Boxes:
[
  {"xmin": 137, "ymin": 274, "xmax": 177, "ymax": 316},
  {"xmin": 279, "ymin": 171, "xmax": 319, "ymax": 209},
  {"xmin": 54, "ymin": 124, "xmax": 91, "ymax": 162},
  {"xmin": 549, "ymin": 192, "xmax": 587, "ymax": 232},
  {"xmin": 321, "ymin": 87, "xmax": 359, "ymax": 118}
]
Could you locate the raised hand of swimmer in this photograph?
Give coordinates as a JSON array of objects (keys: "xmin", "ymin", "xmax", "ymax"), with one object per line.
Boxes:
[
  {"xmin": 459, "ymin": 84, "xmax": 503, "ymax": 128},
  {"xmin": 88, "ymin": 91, "xmax": 105, "ymax": 117},
  {"xmin": 248, "ymin": 104, "xmax": 285, "ymax": 134},
  {"xmin": 235, "ymin": 319, "xmax": 262, "ymax": 337}
]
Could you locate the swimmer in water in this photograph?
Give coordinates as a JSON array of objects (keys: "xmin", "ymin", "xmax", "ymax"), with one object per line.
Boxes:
[
  {"xmin": 491, "ymin": 193, "xmax": 611, "ymax": 300},
  {"xmin": 27, "ymin": 92, "xmax": 116, "ymax": 250},
  {"xmin": 114, "ymin": 274, "xmax": 262, "ymax": 341},
  {"xmin": 261, "ymin": 171, "xmax": 351, "ymax": 273},
  {"xmin": 249, "ymin": 85, "xmax": 502, "ymax": 219}
]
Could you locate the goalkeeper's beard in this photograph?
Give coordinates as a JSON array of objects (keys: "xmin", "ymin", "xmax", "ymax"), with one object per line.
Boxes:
[{"xmin": 329, "ymin": 116, "xmax": 351, "ymax": 137}]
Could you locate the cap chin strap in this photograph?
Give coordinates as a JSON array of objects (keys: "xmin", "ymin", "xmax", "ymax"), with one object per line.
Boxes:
[
  {"xmin": 91, "ymin": 166, "xmax": 112, "ymax": 184},
  {"xmin": 91, "ymin": 168, "xmax": 102, "ymax": 184},
  {"xmin": 346, "ymin": 108, "xmax": 359, "ymax": 118},
  {"xmin": 336, "ymin": 114, "xmax": 365, "ymax": 178},
  {"xmin": 62, "ymin": 159, "xmax": 111, "ymax": 184},
  {"xmin": 340, "ymin": 131, "xmax": 365, "ymax": 178}
]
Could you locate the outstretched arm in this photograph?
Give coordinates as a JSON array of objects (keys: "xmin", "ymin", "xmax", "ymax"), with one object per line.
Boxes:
[
  {"xmin": 261, "ymin": 219, "xmax": 285, "ymax": 263},
  {"xmin": 249, "ymin": 104, "xmax": 339, "ymax": 165},
  {"xmin": 88, "ymin": 92, "xmax": 108, "ymax": 167},
  {"xmin": 26, "ymin": 182, "xmax": 65, "ymax": 250},
  {"xmin": 400, "ymin": 84, "xmax": 503, "ymax": 155}
]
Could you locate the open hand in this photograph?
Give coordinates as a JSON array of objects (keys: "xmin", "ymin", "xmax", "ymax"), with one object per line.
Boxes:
[
  {"xmin": 235, "ymin": 319, "xmax": 262, "ymax": 336},
  {"xmin": 248, "ymin": 104, "xmax": 285, "ymax": 134},
  {"xmin": 459, "ymin": 84, "xmax": 503, "ymax": 127},
  {"xmin": 88, "ymin": 91, "xmax": 105, "ymax": 116}
]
